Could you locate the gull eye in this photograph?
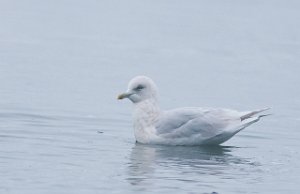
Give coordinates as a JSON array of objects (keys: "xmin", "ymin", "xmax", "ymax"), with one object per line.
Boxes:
[{"xmin": 135, "ymin": 85, "xmax": 145, "ymax": 91}]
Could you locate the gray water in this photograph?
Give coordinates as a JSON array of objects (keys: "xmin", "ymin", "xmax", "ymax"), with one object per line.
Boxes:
[{"xmin": 1, "ymin": 0, "xmax": 300, "ymax": 193}]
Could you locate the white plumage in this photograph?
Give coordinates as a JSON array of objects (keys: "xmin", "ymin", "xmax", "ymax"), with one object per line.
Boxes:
[{"xmin": 118, "ymin": 76, "xmax": 270, "ymax": 146}]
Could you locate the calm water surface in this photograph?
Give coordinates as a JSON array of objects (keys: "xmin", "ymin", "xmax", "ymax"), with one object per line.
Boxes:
[{"xmin": 0, "ymin": 1, "xmax": 300, "ymax": 193}]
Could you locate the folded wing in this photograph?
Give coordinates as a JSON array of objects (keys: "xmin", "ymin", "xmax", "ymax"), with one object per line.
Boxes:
[{"xmin": 155, "ymin": 107, "xmax": 269, "ymax": 141}]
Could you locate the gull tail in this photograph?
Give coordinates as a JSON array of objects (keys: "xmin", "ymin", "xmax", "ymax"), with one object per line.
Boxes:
[
  {"xmin": 228, "ymin": 108, "xmax": 271, "ymax": 137},
  {"xmin": 240, "ymin": 108, "xmax": 271, "ymax": 121},
  {"xmin": 206, "ymin": 108, "xmax": 271, "ymax": 145}
]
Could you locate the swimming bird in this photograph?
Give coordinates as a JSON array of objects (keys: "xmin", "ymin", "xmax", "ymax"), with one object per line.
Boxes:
[{"xmin": 118, "ymin": 76, "xmax": 269, "ymax": 145}]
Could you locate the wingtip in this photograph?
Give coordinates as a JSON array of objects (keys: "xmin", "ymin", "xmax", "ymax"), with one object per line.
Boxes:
[
  {"xmin": 258, "ymin": 113, "xmax": 272, "ymax": 118},
  {"xmin": 241, "ymin": 107, "xmax": 271, "ymax": 121}
]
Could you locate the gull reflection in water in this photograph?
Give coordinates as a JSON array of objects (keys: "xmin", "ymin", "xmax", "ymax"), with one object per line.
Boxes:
[{"xmin": 127, "ymin": 143, "xmax": 259, "ymax": 189}]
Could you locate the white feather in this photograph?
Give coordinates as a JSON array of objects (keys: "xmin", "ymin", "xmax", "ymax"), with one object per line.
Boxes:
[{"xmin": 119, "ymin": 76, "xmax": 270, "ymax": 145}]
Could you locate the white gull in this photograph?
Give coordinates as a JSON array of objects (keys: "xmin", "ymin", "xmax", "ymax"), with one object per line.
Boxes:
[{"xmin": 118, "ymin": 76, "xmax": 270, "ymax": 146}]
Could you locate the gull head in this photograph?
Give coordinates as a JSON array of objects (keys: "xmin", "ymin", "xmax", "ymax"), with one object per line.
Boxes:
[{"xmin": 118, "ymin": 76, "xmax": 158, "ymax": 103}]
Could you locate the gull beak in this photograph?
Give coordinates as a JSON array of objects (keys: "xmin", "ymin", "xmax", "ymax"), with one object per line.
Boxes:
[{"xmin": 117, "ymin": 92, "xmax": 134, "ymax": 100}]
